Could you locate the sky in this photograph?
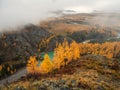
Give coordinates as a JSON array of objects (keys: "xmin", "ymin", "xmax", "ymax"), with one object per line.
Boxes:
[{"xmin": 0, "ymin": 0, "xmax": 120, "ymax": 30}]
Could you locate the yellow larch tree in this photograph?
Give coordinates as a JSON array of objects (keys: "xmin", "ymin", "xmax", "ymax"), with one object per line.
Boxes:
[
  {"xmin": 53, "ymin": 40, "xmax": 81, "ymax": 69},
  {"xmin": 53, "ymin": 43, "xmax": 65, "ymax": 69},
  {"xmin": 70, "ymin": 41, "xmax": 80, "ymax": 60},
  {"xmin": 27, "ymin": 56, "xmax": 38, "ymax": 74},
  {"xmin": 39, "ymin": 54, "xmax": 53, "ymax": 74},
  {"xmin": 62, "ymin": 40, "xmax": 72, "ymax": 63}
]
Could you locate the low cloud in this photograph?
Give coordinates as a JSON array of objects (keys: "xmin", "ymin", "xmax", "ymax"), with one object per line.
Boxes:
[{"xmin": 0, "ymin": 0, "xmax": 120, "ymax": 31}]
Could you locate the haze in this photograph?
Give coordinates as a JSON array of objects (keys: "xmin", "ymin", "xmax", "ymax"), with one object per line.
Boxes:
[{"xmin": 0, "ymin": 0, "xmax": 120, "ymax": 30}]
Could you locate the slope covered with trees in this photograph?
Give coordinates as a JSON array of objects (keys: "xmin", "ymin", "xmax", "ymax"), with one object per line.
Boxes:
[
  {"xmin": 27, "ymin": 41, "xmax": 120, "ymax": 75},
  {"xmin": 2, "ymin": 41, "xmax": 120, "ymax": 90}
]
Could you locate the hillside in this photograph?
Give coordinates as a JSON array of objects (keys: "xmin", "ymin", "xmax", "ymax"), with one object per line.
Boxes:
[
  {"xmin": 0, "ymin": 13, "xmax": 120, "ymax": 89},
  {"xmin": 0, "ymin": 24, "xmax": 72, "ymax": 62},
  {"xmin": 0, "ymin": 13, "xmax": 118, "ymax": 63},
  {"xmin": 0, "ymin": 24, "xmax": 72, "ymax": 79},
  {"xmin": 1, "ymin": 55, "xmax": 120, "ymax": 90},
  {"xmin": 40, "ymin": 13, "xmax": 118, "ymax": 43}
]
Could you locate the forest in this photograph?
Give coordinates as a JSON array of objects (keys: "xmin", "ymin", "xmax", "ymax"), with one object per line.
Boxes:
[{"xmin": 27, "ymin": 40, "xmax": 120, "ymax": 74}]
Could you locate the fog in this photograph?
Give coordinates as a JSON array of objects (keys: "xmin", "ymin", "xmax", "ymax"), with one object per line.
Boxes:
[{"xmin": 0, "ymin": 0, "xmax": 120, "ymax": 31}]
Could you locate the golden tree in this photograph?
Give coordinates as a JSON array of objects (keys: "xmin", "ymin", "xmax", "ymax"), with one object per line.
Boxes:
[
  {"xmin": 62, "ymin": 40, "xmax": 72, "ymax": 63},
  {"xmin": 39, "ymin": 54, "xmax": 53, "ymax": 74},
  {"xmin": 70, "ymin": 41, "xmax": 80, "ymax": 60},
  {"xmin": 53, "ymin": 43, "xmax": 65, "ymax": 69},
  {"xmin": 53, "ymin": 40, "xmax": 81, "ymax": 69},
  {"xmin": 27, "ymin": 56, "xmax": 38, "ymax": 74}
]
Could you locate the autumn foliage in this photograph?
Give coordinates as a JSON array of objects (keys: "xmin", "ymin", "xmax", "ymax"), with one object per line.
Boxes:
[
  {"xmin": 27, "ymin": 41, "xmax": 120, "ymax": 74},
  {"xmin": 79, "ymin": 42, "xmax": 120, "ymax": 59},
  {"xmin": 53, "ymin": 40, "xmax": 80, "ymax": 69},
  {"xmin": 39, "ymin": 54, "xmax": 53, "ymax": 73},
  {"xmin": 27, "ymin": 56, "xmax": 38, "ymax": 74},
  {"xmin": 27, "ymin": 54, "xmax": 53, "ymax": 74}
]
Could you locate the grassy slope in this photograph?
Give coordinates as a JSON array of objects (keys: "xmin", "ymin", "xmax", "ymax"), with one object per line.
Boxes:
[{"xmin": 1, "ymin": 55, "xmax": 120, "ymax": 90}]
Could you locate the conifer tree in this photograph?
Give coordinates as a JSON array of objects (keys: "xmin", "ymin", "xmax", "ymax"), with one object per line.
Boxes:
[
  {"xmin": 27, "ymin": 56, "xmax": 38, "ymax": 74},
  {"xmin": 70, "ymin": 41, "xmax": 80, "ymax": 60},
  {"xmin": 39, "ymin": 54, "xmax": 53, "ymax": 73},
  {"xmin": 53, "ymin": 43, "xmax": 65, "ymax": 69}
]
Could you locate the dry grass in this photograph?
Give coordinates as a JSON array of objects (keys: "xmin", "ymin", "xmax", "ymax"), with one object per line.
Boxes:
[{"xmin": 1, "ymin": 55, "xmax": 120, "ymax": 90}]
